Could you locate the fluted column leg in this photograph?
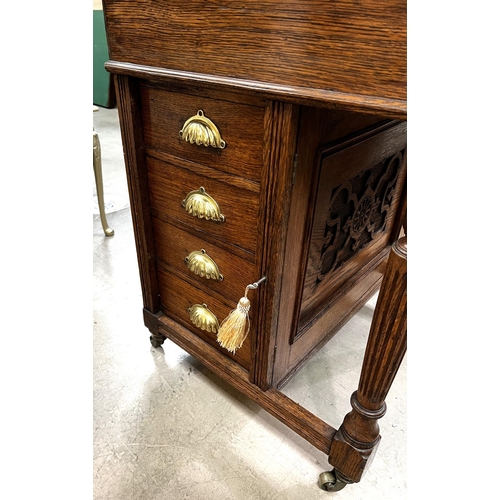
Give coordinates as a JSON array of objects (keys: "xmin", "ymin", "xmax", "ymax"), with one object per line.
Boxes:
[{"xmin": 328, "ymin": 237, "xmax": 407, "ymax": 484}]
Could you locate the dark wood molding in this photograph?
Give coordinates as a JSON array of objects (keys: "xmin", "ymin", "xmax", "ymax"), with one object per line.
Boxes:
[
  {"xmin": 105, "ymin": 61, "xmax": 406, "ymax": 120},
  {"xmin": 390, "ymin": 164, "xmax": 408, "ymax": 242},
  {"xmin": 251, "ymin": 101, "xmax": 300, "ymax": 389},
  {"xmin": 114, "ymin": 75, "xmax": 160, "ymax": 313}
]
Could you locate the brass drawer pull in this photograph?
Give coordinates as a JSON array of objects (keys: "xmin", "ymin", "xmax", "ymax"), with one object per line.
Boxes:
[
  {"xmin": 179, "ymin": 110, "xmax": 226, "ymax": 149},
  {"xmin": 187, "ymin": 303, "xmax": 219, "ymax": 333},
  {"xmin": 182, "ymin": 186, "xmax": 225, "ymax": 222},
  {"xmin": 184, "ymin": 249, "xmax": 224, "ymax": 281}
]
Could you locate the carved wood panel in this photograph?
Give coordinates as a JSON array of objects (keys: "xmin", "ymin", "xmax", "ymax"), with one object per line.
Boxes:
[
  {"xmin": 299, "ymin": 122, "xmax": 407, "ymax": 335},
  {"xmin": 317, "ymin": 150, "xmax": 404, "ymax": 285}
]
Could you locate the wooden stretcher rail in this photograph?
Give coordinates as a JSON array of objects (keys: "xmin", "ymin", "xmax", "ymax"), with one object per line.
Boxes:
[{"xmin": 158, "ymin": 314, "xmax": 337, "ymax": 455}]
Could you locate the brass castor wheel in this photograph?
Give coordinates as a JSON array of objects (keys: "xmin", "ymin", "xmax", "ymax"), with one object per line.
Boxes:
[{"xmin": 319, "ymin": 470, "xmax": 347, "ymax": 492}]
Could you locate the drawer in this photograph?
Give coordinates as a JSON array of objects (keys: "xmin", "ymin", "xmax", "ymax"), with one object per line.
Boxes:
[
  {"xmin": 157, "ymin": 267, "xmax": 252, "ymax": 370},
  {"xmin": 152, "ymin": 217, "xmax": 256, "ymax": 304},
  {"xmin": 140, "ymin": 83, "xmax": 265, "ymax": 183},
  {"xmin": 147, "ymin": 156, "xmax": 259, "ymax": 253}
]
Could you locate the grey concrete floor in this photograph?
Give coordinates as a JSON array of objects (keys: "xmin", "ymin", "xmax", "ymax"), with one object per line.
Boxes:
[{"xmin": 93, "ymin": 106, "xmax": 407, "ymax": 500}]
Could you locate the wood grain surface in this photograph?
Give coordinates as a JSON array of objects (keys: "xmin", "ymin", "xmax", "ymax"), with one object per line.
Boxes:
[
  {"xmin": 152, "ymin": 217, "xmax": 256, "ymax": 305},
  {"xmin": 146, "ymin": 156, "xmax": 260, "ymax": 254},
  {"xmin": 114, "ymin": 75, "xmax": 160, "ymax": 314},
  {"xmin": 157, "ymin": 267, "xmax": 253, "ymax": 370},
  {"xmin": 251, "ymin": 100, "xmax": 300, "ymax": 389},
  {"xmin": 300, "ymin": 122, "xmax": 407, "ymax": 318},
  {"xmin": 140, "ymin": 82, "xmax": 265, "ymax": 182},
  {"xmin": 328, "ymin": 237, "xmax": 407, "ymax": 483},
  {"xmin": 103, "ymin": 0, "xmax": 407, "ymax": 484},
  {"xmin": 103, "ymin": 0, "xmax": 406, "ymax": 108}
]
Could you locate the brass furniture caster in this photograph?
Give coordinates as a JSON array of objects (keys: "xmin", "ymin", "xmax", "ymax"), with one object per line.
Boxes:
[{"xmin": 319, "ymin": 470, "xmax": 347, "ymax": 492}]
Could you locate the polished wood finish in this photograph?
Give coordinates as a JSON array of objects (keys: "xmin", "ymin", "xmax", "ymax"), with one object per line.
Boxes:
[
  {"xmin": 328, "ymin": 237, "xmax": 407, "ymax": 483},
  {"xmin": 106, "ymin": 61, "xmax": 406, "ymax": 120},
  {"xmin": 103, "ymin": 1, "xmax": 406, "ymax": 111},
  {"xmin": 140, "ymin": 82, "xmax": 265, "ymax": 182},
  {"xmin": 146, "ymin": 156, "xmax": 260, "ymax": 253},
  {"xmin": 272, "ymin": 117, "xmax": 406, "ymax": 387},
  {"xmin": 157, "ymin": 268, "xmax": 253, "ymax": 370},
  {"xmin": 104, "ymin": 0, "xmax": 407, "ymax": 489},
  {"xmin": 152, "ymin": 218, "xmax": 255, "ymax": 304},
  {"xmin": 300, "ymin": 123, "xmax": 407, "ymax": 316},
  {"xmin": 251, "ymin": 101, "xmax": 300, "ymax": 388},
  {"xmin": 114, "ymin": 75, "xmax": 159, "ymax": 315}
]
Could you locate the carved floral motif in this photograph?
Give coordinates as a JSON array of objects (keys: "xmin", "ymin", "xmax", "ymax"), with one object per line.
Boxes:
[{"xmin": 316, "ymin": 150, "xmax": 404, "ymax": 285}]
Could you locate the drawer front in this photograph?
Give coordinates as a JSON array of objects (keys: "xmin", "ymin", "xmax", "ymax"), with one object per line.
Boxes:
[
  {"xmin": 152, "ymin": 217, "xmax": 255, "ymax": 304},
  {"xmin": 140, "ymin": 83, "xmax": 265, "ymax": 182},
  {"xmin": 147, "ymin": 156, "xmax": 259, "ymax": 253},
  {"xmin": 157, "ymin": 268, "xmax": 252, "ymax": 370}
]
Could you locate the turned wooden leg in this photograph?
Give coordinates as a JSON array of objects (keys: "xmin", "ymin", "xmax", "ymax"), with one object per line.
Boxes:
[{"xmin": 328, "ymin": 236, "xmax": 407, "ymax": 484}]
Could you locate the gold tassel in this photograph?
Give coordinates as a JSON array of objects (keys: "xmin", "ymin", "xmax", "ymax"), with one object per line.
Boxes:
[{"xmin": 217, "ymin": 277, "xmax": 266, "ymax": 354}]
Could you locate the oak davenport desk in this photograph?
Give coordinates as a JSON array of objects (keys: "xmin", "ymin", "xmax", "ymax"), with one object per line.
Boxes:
[{"xmin": 102, "ymin": 0, "xmax": 407, "ymax": 492}]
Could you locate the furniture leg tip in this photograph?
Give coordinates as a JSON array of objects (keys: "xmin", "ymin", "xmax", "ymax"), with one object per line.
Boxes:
[
  {"xmin": 150, "ymin": 335, "xmax": 164, "ymax": 348},
  {"xmin": 319, "ymin": 470, "xmax": 348, "ymax": 492}
]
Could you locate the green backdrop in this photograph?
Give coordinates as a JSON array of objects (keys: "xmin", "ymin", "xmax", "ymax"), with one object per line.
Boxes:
[{"xmin": 93, "ymin": 10, "xmax": 115, "ymax": 108}]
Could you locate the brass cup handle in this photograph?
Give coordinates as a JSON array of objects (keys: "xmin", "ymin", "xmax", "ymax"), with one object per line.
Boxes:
[
  {"xmin": 184, "ymin": 249, "xmax": 224, "ymax": 281},
  {"xmin": 179, "ymin": 110, "xmax": 226, "ymax": 149},
  {"xmin": 181, "ymin": 187, "xmax": 225, "ymax": 222},
  {"xmin": 187, "ymin": 303, "xmax": 219, "ymax": 333}
]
